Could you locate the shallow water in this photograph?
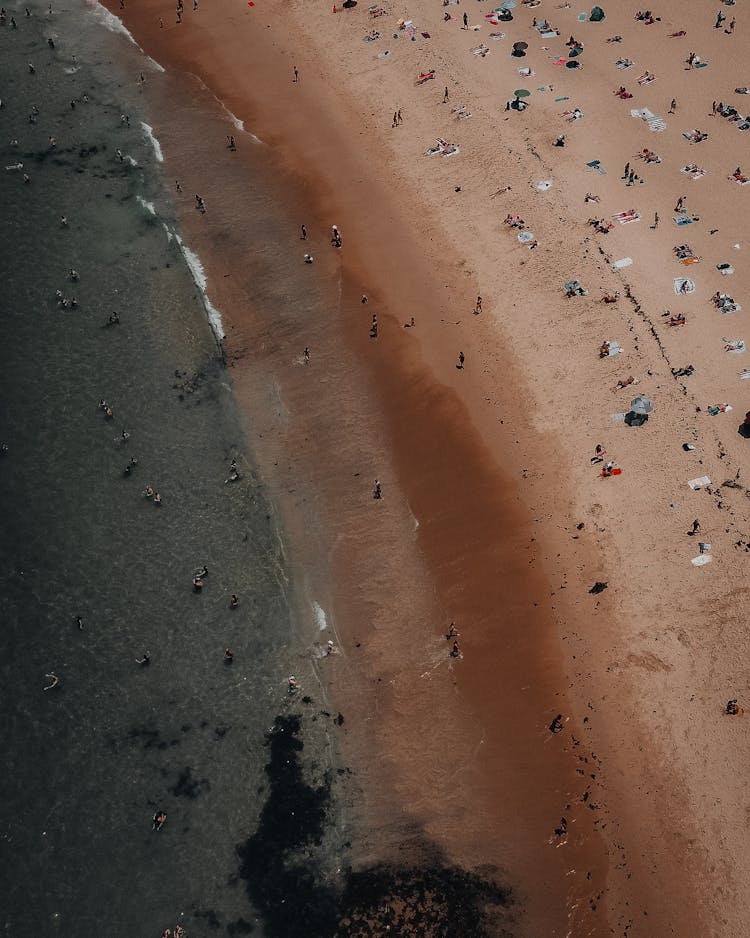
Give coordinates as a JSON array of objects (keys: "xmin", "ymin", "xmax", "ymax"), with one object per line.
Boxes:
[{"xmin": 0, "ymin": 7, "xmax": 334, "ymax": 936}]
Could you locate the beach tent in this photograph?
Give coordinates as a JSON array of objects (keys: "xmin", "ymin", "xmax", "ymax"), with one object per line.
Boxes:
[{"xmin": 590, "ymin": 6, "xmax": 605, "ymax": 21}]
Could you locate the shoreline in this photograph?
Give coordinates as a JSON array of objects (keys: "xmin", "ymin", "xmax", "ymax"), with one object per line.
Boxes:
[{"xmin": 94, "ymin": 0, "xmax": 750, "ymax": 933}]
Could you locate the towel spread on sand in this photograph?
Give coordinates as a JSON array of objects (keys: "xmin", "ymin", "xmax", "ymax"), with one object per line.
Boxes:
[
  {"xmin": 613, "ymin": 210, "xmax": 640, "ymax": 223},
  {"xmin": 674, "ymin": 278, "xmax": 696, "ymax": 294},
  {"xmin": 687, "ymin": 476, "xmax": 712, "ymax": 490},
  {"xmin": 691, "ymin": 554, "xmax": 713, "ymax": 566}
]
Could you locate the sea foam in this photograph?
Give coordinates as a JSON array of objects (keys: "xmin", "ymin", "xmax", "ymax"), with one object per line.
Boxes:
[
  {"xmin": 140, "ymin": 122, "xmax": 164, "ymax": 163},
  {"xmin": 312, "ymin": 601, "xmax": 328, "ymax": 631},
  {"xmin": 174, "ymin": 235, "xmax": 225, "ymax": 340},
  {"xmin": 86, "ymin": 0, "xmax": 139, "ymax": 46}
]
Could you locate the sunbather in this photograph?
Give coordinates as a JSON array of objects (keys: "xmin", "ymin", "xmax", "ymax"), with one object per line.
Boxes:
[
  {"xmin": 668, "ymin": 313, "xmax": 686, "ymax": 326},
  {"xmin": 601, "ymin": 292, "xmax": 620, "ymax": 303},
  {"xmin": 672, "ymin": 364, "xmax": 695, "ymax": 377}
]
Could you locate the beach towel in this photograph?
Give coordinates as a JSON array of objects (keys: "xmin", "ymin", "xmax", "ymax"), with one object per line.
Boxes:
[
  {"xmin": 615, "ymin": 59, "xmax": 634, "ymax": 69},
  {"xmin": 631, "ymin": 107, "xmax": 655, "ymax": 119},
  {"xmin": 706, "ymin": 403, "xmax": 733, "ymax": 415},
  {"xmin": 647, "ymin": 118, "xmax": 667, "ymax": 132},
  {"xmin": 536, "ymin": 180, "xmax": 553, "ymax": 191},
  {"xmin": 673, "ymin": 277, "xmax": 696, "ymax": 294},
  {"xmin": 691, "ymin": 554, "xmax": 712, "ymax": 566},
  {"xmin": 688, "ymin": 476, "xmax": 711, "ymax": 490},
  {"xmin": 739, "ymin": 369, "xmax": 750, "ymax": 379},
  {"xmin": 612, "ymin": 210, "xmax": 640, "ymax": 224},
  {"xmin": 489, "ymin": 31, "xmax": 506, "ymax": 39},
  {"xmin": 604, "ymin": 340, "xmax": 622, "ymax": 356},
  {"xmin": 518, "ymin": 231, "xmax": 535, "ymax": 243},
  {"xmin": 695, "ymin": 61, "xmax": 709, "ymax": 68},
  {"xmin": 674, "ymin": 215, "xmax": 694, "ymax": 226},
  {"xmin": 586, "ymin": 159, "xmax": 607, "ymax": 175},
  {"xmin": 724, "ymin": 338, "xmax": 746, "ymax": 352},
  {"xmin": 681, "ymin": 167, "xmax": 706, "ymax": 179},
  {"xmin": 541, "ymin": 29, "xmax": 559, "ymax": 37},
  {"xmin": 612, "ymin": 257, "xmax": 632, "ymax": 269}
]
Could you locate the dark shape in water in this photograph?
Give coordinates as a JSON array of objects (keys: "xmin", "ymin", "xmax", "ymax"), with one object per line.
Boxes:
[{"xmin": 237, "ymin": 714, "xmax": 514, "ymax": 937}]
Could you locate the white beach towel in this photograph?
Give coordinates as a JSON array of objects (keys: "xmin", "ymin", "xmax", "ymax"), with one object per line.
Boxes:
[
  {"xmin": 691, "ymin": 554, "xmax": 713, "ymax": 566},
  {"xmin": 612, "ymin": 257, "xmax": 633, "ymax": 270},
  {"xmin": 687, "ymin": 475, "xmax": 711, "ymax": 490},
  {"xmin": 673, "ymin": 277, "xmax": 696, "ymax": 294}
]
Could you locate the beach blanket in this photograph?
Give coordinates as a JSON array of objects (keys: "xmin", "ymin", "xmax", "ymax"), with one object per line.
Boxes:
[
  {"xmin": 648, "ymin": 118, "xmax": 667, "ymax": 132},
  {"xmin": 631, "ymin": 107, "xmax": 655, "ymax": 120},
  {"xmin": 706, "ymin": 403, "xmax": 733, "ymax": 415},
  {"xmin": 637, "ymin": 75, "xmax": 656, "ymax": 84},
  {"xmin": 604, "ymin": 340, "xmax": 622, "ymax": 356},
  {"xmin": 739, "ymin": 368, "xmax": 750, "ymax": 379},
  {"xmin": 674, "ymin": 277, "xmax": 696, "ymax": 294},
  {"xmin": 612, "ymin": 257, "xmax": 632, "ymax": 269},
  {"xmin": 615, "ymin": 59, "xmax": 633, "ymax": 69},
  {"xmin": 681, "ymin": 166, "xmax": 706, "ymax": 179},
  {"xmin": 691, "ymin": 554, "xmax": 712, "ymax": 566},
  {"xmin": 674, "ymin": 215, "xmax": 695, "ymax": 226},
  {"xmin": 687, "ymin": 476, "xmax": 711, "ymax": 490},
  {"xmin": 471, "ymin": 44, "xmax": 490, "ymax": 56}
]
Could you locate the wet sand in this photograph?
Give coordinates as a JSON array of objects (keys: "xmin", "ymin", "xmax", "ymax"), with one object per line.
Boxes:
[{"xmin": 86, "ymin": 0, "xmax": 750, "ymax": 933}]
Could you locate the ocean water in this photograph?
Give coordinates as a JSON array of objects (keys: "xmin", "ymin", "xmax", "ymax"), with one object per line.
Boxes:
[{"xmin": 0, "ymin": 6, "xmax": 346, "ymax": 936}]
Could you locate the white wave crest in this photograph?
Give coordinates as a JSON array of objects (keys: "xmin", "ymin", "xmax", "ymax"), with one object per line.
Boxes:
[
  {"xmin": 174, "ymin": 235, "xmax": 224, "ymax": 340},
  {"xmin": 136, "ymin": 195, "xmax": 156, "ymax": 215},
  {"xmin": 140, "ymin": 122, "xmax": 163, "ymax": 162},
  {"xmin": 146, "ymin": 55, "xmax": 165, "ymax": 73},
  {"xmin": 86, "ymin": 0, "xmax": 139, "ymax": 46},
  {"xmin": 311, "ymin": 601, "xmax": 328, "ymax": 631}
]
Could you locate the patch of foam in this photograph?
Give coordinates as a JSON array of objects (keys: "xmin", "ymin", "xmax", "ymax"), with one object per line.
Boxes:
[
  {"xmin": 86, "ymin": 0, "xmax": 139, "ymax": 46},
  {"xmin": 162, "ymin": 223, "xmax": 173, "ymax": 242},
  {"xmin": 146, "ymin": 55, "xmax": 165, "ymax": 73},
  {"xmin": 64, "ymin": 66, "xmax": 80, "ymax": 74},
  {"xmin": 174, "ymin": 234, "xmax": 224, "ymax": 340},
  {"xmin": 136, "ymin": 195, "xmax": 156, "ymax": 215},
  {"xmin": 312, "ymin": 601, "xmax": 328, "ymax": 631},
  {"xmin": 140, "ymin": 122, "xmax": 163, "ymax": 162},
  {"xmin": 190, "ymin": 73, "xmax": 264, "ymax": 142},
  {"xmin": 125, "ymin": 155, "xmax": 138, "ymax": 167}
]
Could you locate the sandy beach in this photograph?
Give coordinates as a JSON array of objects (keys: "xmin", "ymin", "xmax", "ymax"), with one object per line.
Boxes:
[{"xmin": 11, "ymin": 0, "xmax": 750, "ymax": 932}]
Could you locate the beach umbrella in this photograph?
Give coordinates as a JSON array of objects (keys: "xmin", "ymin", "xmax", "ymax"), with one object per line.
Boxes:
[
  {"xmin": 500, "ymin": 0, "xmax": 516, "ymax": 8},
  {"xmin": 512, "ymin": 40, "xmax": 528, "ymax": 51},
  {"xmin": 630, "ymin": 395, "xmax": 653, "ymax": 415},
  {"xmin": 514, "ymin": 88, "xmax": 531, "ymax": 98}
]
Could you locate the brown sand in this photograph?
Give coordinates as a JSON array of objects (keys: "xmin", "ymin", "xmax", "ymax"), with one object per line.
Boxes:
[{"xmin": 106, "ymin": 0, "xmax": 750, "ymax": 932}]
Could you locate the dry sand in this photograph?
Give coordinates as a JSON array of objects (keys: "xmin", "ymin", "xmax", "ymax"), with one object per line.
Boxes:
[{"xmin": 106, "ymin": 0, "xmax": 750, "ymax": 932}]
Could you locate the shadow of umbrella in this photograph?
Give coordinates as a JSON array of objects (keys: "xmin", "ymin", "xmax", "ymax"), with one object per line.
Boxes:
[
  {"xmin": 512, "ymin": 40, "xmax": 528, "ymax": 57},
  {"xmin": 514, "ymin": 88, "xmax": 531, "ymax": 99}
]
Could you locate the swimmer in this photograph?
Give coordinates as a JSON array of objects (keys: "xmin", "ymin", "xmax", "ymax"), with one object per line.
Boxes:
[
  {"xmin": 304, "ymin": 254, "xmax": 314, "ymax": 264},
  {"xmin": 230, "ymin": 594, "xmax": 239, "ymax": 608},
  {"xmin": 224, "ymin": 647, "xmax": 234, "ymax": 661},
  {"xmin": 152, "ymin": 810, "xmax": 167, "ymax": 831},
  {"xmin": 153, "ymin": 492, "xmax": 162, "ymax": 505},
  {"xmin": 144, "ymin": 485, "xmax": 154, "ymax": 498},
  {"xmin": 135, "ymin": 652, "xmax": 150, "ymax": 665},
  {"xmin": 43, "ymin": 672, "xmax": 59, "ymax": 691}
]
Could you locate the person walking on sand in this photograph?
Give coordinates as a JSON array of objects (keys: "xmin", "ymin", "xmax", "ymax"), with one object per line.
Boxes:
[
  {"xmin": 675, "ymin": 196, "xmax": 685, "ymax": 212},
  {"xmin": 726, "ymin": 18, "xmax": 735, "ymax": 34},
  {"xmin": 392, "ymin": 111, "xmax": 398, "ymax": 128},
  {"xmin": 622, "ymin": 161, "xmax": 630, "ymax": 179},
  {"xmin": 443, "ymin": 86, "xmax": 449, "ymax": 103},
  {"xmin": 300, "ymin": 224, "xmax": 307, "ymax": 240},
  {"xmin": 397, "ymin": 109, "xmax": 403, "ymax": 124},
  {"xmin": 462, "ymin": 11, "xmax": 467, "ymax": 28},
  {"xmin": 651, "ymin": 211, "xmax": 659, "ymax": 229},
  {"xmin": 373, "ymin": 479, "xmax": 382, "ymax": 499},
  {"xmin": 669, "ymin": 98, "xmax": 677, "ymax": 114},
  {"xmin": 293, "ymin": 65, "xmax": 299, "ymax": 82},
  {"xmin": 457, "ymin": 351, "xmax": 465, "ymax": 369},
  {"xmin": 474, "ymin": 295, "xmax": 482, "ymax": 315}
]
